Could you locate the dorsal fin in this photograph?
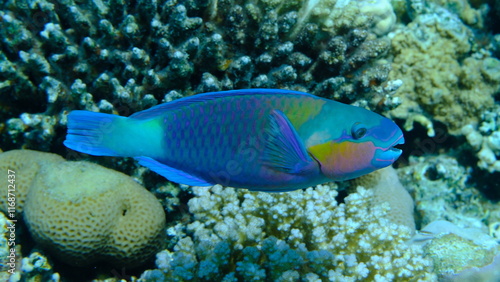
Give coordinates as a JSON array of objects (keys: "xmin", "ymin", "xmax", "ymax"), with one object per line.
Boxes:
[{"xmin": 129, "ymin": 89, "xmax": 318, "ymax": 120}]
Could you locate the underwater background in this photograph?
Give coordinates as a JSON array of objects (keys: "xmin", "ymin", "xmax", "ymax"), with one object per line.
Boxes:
[{"xmin": 1, "ymin": 0, "xmax": 500, "ymax": 281}]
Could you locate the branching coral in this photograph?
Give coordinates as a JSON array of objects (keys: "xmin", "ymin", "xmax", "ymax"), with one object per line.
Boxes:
[
  {"xmin": 0, "ymin": 0, "xmax": 400, "ymax": 151},
  {"xmin": 141, "ymin": 184, "xmax": 435, "ymax": 281},
  {"xmin": 350, "ymin": 166, "xmax": 415, "ymax": 233}
]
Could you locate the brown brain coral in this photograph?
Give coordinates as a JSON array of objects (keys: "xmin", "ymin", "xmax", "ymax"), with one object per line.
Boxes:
[{"xmin": 0, "ymin": 150, "xmax": 166, "ymax": 267}]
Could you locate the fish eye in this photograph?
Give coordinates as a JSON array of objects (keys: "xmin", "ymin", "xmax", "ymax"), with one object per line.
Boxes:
[{"xmin": 351, "ymin": 123, "xmax": 367, "ymax": 139}]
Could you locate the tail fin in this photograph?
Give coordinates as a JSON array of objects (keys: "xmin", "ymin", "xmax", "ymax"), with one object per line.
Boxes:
[{"xmin": 64, "ymin": 111, "xmax": 125, "ymax": 156}]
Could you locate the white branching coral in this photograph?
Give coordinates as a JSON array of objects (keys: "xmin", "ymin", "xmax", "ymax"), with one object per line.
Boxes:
[{"xmin": 142, "ymin": 184, "xmax": 436, "ymax": 281}]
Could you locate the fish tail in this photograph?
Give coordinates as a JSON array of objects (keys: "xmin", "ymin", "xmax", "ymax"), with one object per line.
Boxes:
[{"xmin": 64, "ymin": 110, "xmax": 125, "ymax": 156}]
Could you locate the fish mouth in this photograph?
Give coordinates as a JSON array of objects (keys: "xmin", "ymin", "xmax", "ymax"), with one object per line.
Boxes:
[
  {"xmin": 372, "ymin": 134, "xmax": 405, "ymax": 168},
  {"xmin": 385, "ymin": 135, "xmax": 405, "ymax": 154}
]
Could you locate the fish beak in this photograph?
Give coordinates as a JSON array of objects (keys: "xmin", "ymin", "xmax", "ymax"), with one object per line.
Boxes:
[
  {"xmin": 372, "ymin": 135, "xmax": 405, "ymax": 168},
  {"xmin": 386, "ymin": 135, "xmax": 405, "ymax": 154}
]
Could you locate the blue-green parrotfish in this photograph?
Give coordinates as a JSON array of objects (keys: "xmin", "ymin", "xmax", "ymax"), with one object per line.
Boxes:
[{"xmin": 64, "ymin": 89, "xmax": 404, "ymax": 192}]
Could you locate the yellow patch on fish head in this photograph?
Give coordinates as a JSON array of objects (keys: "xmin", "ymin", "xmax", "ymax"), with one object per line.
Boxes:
[
  {"xmin": 286, "ymin": 98, "xmax": 326, "ymax": 129},
  {"xmin": 308, "ymin": 140, "xmax": 377, "ymax": 181}
]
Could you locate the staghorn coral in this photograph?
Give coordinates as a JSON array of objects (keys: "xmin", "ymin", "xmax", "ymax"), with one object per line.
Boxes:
[
  {"xmin": 0, "ymin": 150, "xmax": 166, "ymax": 268},
  {"xmin": 140, "ymin": 184, "xmax": 435, "ymax": 281},
  {"xmin": 0, "ymin": 0, "xmax": 400, "ymax": 151}
]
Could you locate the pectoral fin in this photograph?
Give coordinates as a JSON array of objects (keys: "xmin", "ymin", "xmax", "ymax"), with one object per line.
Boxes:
[{"xmin": 262, "ymin": 110, "xmax": 316, "ymax": 174}]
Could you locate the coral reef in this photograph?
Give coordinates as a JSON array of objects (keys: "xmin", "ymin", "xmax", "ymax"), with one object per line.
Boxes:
[
  {"xmin": 462, "ymin": 105, "xmax": 500, "ymax": 173},
  {"xmin": 444, "ymin": 253, "xmax": 500, "ymax": 281},
  {"xmin": 19, "ymin": 252, "xmax": 60, "ymax": 282},
  {"xmin": 0, "ymin": 212, "xmax": 60, "ymax": 282},
  {"xmin": 0, "ymin": 149, "xmax": 63, "ymax": 213},
  {"xmin": 425, "ymin": 0, "xmax": 487, "ymax": 28},
  {"xmin": 0, "ymin": 0, "xmax": 401, "ymax": 151},
  {"xmin": 350, "ymin": 166, "xmax": 415, "ymax": 233},
  {"xmin": 410, "ymin": 220, "xmax": 500, "ymax": 281},
  {"xmin": 1, "ymin": 0, "xmax": 500, "ymax": 280},
  {"xmin": 0, "ymin": 211, "xmax": 18, "ymax": 281},
  {"xmin": 0, "ymin": 242, "xmax": 61, "ymax": 281},
  {"xmin": 392, "ymin": 0, "xmax": 488, "ymax": 28},
  {"xmin": 397, "ymin": 154, "xmax": 497, "ymax": 230},
  {"xmin": 287, "ymin": 0, "xmax": 396, "ymax": 37},
  {"xmin": 425, "ymin": 233, "xmax": 496, "ymax": 276},
  {"xmin": 140, "ymin": 184, "xmax": 435, "ymax": 281},
  {"xmin": 0, "ymin": 150, "xmax": 166, "ymax": 268},
  {"xmin": 388, "ymin": 3, "xmax": 499, "ymax": 136}
]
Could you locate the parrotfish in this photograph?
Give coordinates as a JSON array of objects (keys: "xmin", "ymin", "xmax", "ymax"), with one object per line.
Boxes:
[{"xmin": 64, "ymin": 89, "xmax": 404, "ymax": 192}]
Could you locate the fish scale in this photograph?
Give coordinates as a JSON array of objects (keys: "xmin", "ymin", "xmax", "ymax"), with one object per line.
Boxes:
[{"xmin": 170, "ymin": 94, "xmax": 300, "ymax": 187}]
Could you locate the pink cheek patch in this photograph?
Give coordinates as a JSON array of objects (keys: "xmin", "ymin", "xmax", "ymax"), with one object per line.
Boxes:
[{"xmin": 323, "ymin": 141, "xmax": 376, "ymax": 180}]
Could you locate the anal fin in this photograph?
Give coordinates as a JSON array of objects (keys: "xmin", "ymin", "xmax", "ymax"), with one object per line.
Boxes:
[{"xmin": 135, "ymin": 156, "xmax": 213, "ymax": 186}]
